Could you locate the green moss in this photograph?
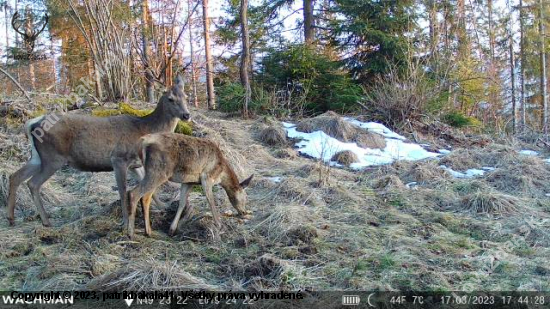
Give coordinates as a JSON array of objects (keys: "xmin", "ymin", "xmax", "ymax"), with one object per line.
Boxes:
[
  {"xmin": 92, "ymin": 103, "xmax": 192, "ymax": 135},
  {"xmin": 175, "ymin": 121, "xmax": 193, "ymax": 135}
]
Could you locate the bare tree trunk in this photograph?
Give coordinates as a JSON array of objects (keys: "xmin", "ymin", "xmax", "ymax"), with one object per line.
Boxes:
[
  {"xmin": 24, "ymin": 5, "xmax": 35, "ymax": 90},
  {"xmin": 428, "ymin": 0, "xmax": 438, "ymax": 54},
  {"xmin": 14, "ymin": 0, "xmax": 19, "ymax": 47},
  {"xmin": 202, "ymin": 0, "xmax": 216, "ymax": 109},
  {"xmin": 188, "ymin": 0, "xmax": 198, "ymax": 107},
  {"xmin": 539, "ymin": 0, "xmax": 548, "ymax": 134},
  {"xmin": 456, "ymin": 0, "xmax": 467, "ymax": 59},
  {"xmin": 3, "ymin": 2, "xmax": 9, "ymax": 63},
  {"xmin": 488, "ymin": 0, "xmax": 495, "ymax": 61},
  {"xmin": 142, "ymin": 0, "xmax": 154, "ymax": 103},
  {"xmin": 519, "ymin": 0, "xmax": 527, "ymax": 131},
  {"xmin": 94, "ymin": 60, "xmax": 103, "ymax": 99},
  {"xmin": 240, "ymin": 0, "xmax": 251, "ymax": 118},
  {"xmin": 50, "ymin": 37, "xmax": 57, "ymax": 93},
  {"xmin": 303, "ymin": 0, "xmax": 314, "ymax": 45},
  {"xmin": 443, "ymin": 0, "xmax": 450, "ymax": 53},
  {"xmin": 509, "ymin": 28, "xmax": 517, "ymax": 133}
]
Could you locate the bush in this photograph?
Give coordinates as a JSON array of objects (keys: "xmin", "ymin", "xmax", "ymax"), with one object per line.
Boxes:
[
  {"xmin": 92, "ymin": 103, "xmax": 192, "ymax": 135},
  {"xmin": 217, "ymin": 83, "xmax": 246, "ymax": 113},
  {"xmin": 363, "ymin": 60, "xmax": 441, "ymax": 129},
  {"xmin": 258, "ymin": 44, "xmax": 364, "ymax": 116},
  {"xmin": 442, "ymin": 111, "xmax": 479, "ymax": 128}
]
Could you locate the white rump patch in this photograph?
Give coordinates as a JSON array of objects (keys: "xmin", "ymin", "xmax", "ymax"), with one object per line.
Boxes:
[{"xmin": 25, "ymin": 116, "xmax": 46, "ymax": 165}]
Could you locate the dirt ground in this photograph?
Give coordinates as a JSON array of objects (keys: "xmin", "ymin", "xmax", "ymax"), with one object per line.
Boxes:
[{"xmin": 0, "ymin": 107, "xmax": 549, "ymax": 292}]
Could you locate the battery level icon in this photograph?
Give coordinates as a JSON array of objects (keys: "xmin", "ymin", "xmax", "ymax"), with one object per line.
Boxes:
[{"xmin": 342, "ymin": 295, "xmax": 360, "ymax": 305}]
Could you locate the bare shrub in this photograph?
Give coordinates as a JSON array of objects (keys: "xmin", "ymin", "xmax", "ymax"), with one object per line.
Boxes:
[{"xmin": 363, "ymin": 59, "xmax": 443, "ymax": 129}]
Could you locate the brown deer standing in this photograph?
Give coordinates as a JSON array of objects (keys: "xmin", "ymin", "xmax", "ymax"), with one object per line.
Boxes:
[
  {"xmin": 7, "ymin": 77, "xmax": 190, "ymax": 229},
  {"xmin": 127, "ymin": 133, "xmax": 253, "ymax": 238}
]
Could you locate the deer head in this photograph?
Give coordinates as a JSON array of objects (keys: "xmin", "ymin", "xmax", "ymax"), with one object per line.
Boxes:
[
  {"xmin": 158, "ymin": 75, "xmax": 190, "ymax": 120},
  {"xmin": 11, "ymin": 9, "xmax": 48, "ymax": 54}
]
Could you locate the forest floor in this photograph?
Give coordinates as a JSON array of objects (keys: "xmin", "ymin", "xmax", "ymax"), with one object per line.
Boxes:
[{"xmin": 0, "ymin": 104, "xmax": 549, "ymax": 292}]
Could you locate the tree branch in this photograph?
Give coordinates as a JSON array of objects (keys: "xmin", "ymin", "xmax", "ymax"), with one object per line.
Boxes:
[{"xmin": 0, "ymin": 67, "xmax": 32, "ymax": 101}]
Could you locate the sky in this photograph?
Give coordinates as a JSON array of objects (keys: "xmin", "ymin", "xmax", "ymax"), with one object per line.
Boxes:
[{"xmin": 0, "ymin": 0, "xmax": 302, "ymax": 61}]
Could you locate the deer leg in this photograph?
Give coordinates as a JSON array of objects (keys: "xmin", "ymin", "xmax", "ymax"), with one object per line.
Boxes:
[
  {"xmin": 112, "ymin": 159, "xmax": 129, "ymax": 228},
  {"xmin": 201, "ymin": 173, "xmax": 221, "ymax": 229},
  {"xmin": 127, "ymin": 174, "xmax": 169, "ymax": 239},
  {"xmin": 168, "ymin": 183, "xmax": 191, "ymax": 236},
  {"xmin": 141, "ymin": 192, "xmax": 154, "ymax": 237},
  {"xmin": 27, "ymin": 161, "xmax": 64, "ymax": 227},
  {"xmin": 132, "ymin": 167, "xmax": 165, "ymax": 208},
  {"xmin": 7, "ymin": 162, "xmax": 40, "ymax": 226},
  {"xmin": 180, "ymin": 185, "xmax": 193, "ymax": 223}
]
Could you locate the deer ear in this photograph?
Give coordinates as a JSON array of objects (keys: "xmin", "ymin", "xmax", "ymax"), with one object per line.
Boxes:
[{"xmin": 239, "ymin": 175, "xmax": 254, "ymax": 188}]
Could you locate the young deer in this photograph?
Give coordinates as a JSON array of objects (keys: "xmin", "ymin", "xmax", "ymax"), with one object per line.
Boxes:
[
  {"xmin": 7, "ymin": 77, "xmax": 190, "ymax": 229},
  {"xmin": 127, "ymin": 133, "xmax": 253, "ymax": 238}
]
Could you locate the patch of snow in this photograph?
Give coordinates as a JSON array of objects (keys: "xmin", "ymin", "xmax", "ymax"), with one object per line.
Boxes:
[
  {"xmin": 405, "ymin": 182, "xmax": 418, "ymax": 189},
  {"xmin": 546, "ymin": 193, "xmax": 550, "ymax": 197},
  {"xmin": 545, "ymin": 158, "xmax": 550, "ymax": 163},
  {"xmin": 519, "ymin": 150, "xmax": 539, "ymax": 156},
  {"xmin": 266, "ymin": 177, "xmax": 283, "ymax": 183},
  {"xmin": 343, "ymin": 117, "xmax": 407, "ymax": 140},
  {"xmin": 284, "ymin": 121, "xmax": 440, "ymax": 169},
  {"xmin": 482, "ymin": 167, "xmax": 496, "ymax": 171},
  {"xmin": 440, "ymin": 165, "xmax": 486, "ymax": 178},
  {"xmin": 438, "ymin": 149, "xmax": 451, "ymax": 154}
]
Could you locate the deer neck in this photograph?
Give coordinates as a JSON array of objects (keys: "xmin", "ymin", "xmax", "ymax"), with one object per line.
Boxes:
[
  {"xmin": 220, "ymin": 165, "xmax": 241, "ymax": 205},
  {"xmin": 141, "ymin": 102, "xmax": 179, "ymax": 134}
]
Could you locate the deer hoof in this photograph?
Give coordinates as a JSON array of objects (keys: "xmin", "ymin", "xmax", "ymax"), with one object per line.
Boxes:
[
  {"xmin": 7, "ymin": 218, "xmax": 15, "ymax": 226},
  {"xmin": 42, "ymin": 220, "xmax": 52, "ymax": 227},
  {"xmin": 168, "ymin": 229, "xmax": 176, "ymax": 237}
]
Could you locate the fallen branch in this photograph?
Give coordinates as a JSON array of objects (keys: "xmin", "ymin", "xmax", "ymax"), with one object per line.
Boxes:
[{"xmin": 0, "ymin": 67, "xmax": 32, "ymax": 102}]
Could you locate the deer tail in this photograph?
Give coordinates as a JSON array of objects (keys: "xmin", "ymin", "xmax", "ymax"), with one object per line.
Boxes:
[{"xmin": 25, "ymin": 115, "xmax": 46, "ymax": 165}]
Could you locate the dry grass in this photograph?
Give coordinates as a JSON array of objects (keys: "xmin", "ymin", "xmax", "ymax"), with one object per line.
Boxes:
[
  {"xmin": 331, "ymin": 150, "xmax": 359, "ymax": 166},
  {"xmin": 354, "ymin": 131, "xmax": 386, "ymax": 149},
  {"xmin": 1, "ymin": 105, "xmax": 549, "ymax": 293},
  {"xmin": 485, "ymin": 156, "xmax": 550, "ymax": 197},
  {"xmin": 400, "ymin": 160, "xmax": 451, "ymax": 184},
  {"xmin": 373, "ymin": 175, "xmax": 406, "ymax": 191},
  {"xmin": 258, "ymin": 125, "xmax": 287, "ymax": 146},
  {"xmin": 296, "ymin": 111, "xmax": 356, "ymax": 141},
  {"xmin": 461, "ymin": 190, "xmax": 520, "ymax": 214},
  {"xmin": 87, "ymin": 258, "xmax": 219, "ymax": 291}
]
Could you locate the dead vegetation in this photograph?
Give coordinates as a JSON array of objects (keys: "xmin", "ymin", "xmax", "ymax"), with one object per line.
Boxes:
[
  {"xmin": 295, "ymin": 111, "xmax": 387, "ymax": 150},
  {"xmin": 258, "ymin": 125, "xmax": 287, "ymax": 146},
  {"xmin": 461, "ymin": 190, "xmax": 520, "ymax": 214},
  {"xmin": 331, "ymin": 150, "xmax": 359, "ymax": 166},
  {"xmin": 0, "ymin": 105, "xmax": 549, "ymax": 292}
]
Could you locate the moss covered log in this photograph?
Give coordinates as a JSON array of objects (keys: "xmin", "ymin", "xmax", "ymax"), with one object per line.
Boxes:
[{"xmin": 92, "ymin": 103, "xmax": 192, "ymax": 135}]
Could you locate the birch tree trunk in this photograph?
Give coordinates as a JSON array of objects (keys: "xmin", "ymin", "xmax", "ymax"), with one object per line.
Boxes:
[
  {"xmin": 142, "ymin": 0, "xmax": 154, "ymax": 103},
  {"xmin": 509, "ymin": 27, "xmax": 517, "ymax": 133},
  {"xmin": 202, "ymin": 0, "xmax": 216, "ymax": 109},
  {"xmin": 188, "ymin": 0, "xmax": 198, "ymax": 107},
  {"xmin": 240, "ymin": 0, "xmax": 251, "ymax": 118},
  {"xmin": 539, "ymin": 0, "xmax": 548, "ymax": 134}
]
